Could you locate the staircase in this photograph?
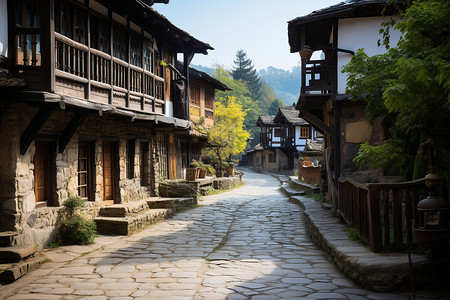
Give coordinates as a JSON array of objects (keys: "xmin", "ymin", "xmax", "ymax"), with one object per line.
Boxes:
[
  {"xmin": 0, "ymin": 231, "xmax": 46, "ymax": 282},
  {"xmin": 94, "ymin": 196, "xmax": 196, "ymax": 235}
]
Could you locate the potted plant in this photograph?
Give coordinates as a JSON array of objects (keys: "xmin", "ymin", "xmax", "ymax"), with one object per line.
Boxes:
[
  {"xmin": 186, "ymin": 162, "xmax": 200, "ymax": 181},
  {"xmin": 225, "ymin": 162, "xmax": 235, "ymax": 177}
]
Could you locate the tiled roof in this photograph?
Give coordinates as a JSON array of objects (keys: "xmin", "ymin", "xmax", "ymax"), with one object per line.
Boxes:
[
  {"xmin": 288, "ymin": 0, "xmax": 391, "ymax": 24},
  {"xmin": 275, "ymin": 106, "xmax": 308, "ymax": 126},
  {"xmin": 256, "ymin": 115, "xmax": 276, "ymax": 126}
]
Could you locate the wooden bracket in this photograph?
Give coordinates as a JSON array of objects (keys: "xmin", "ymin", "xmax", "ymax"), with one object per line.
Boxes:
[
  {"xmin": 58, "ymin": 112, "xmax": 88, "ymax": 153},
  {"xmin": 300, "ymin": 109, "xmax": 335, "ymax": 137},
  {"xmin": 20, "ymin": 107, "xmax": 54, "ymax": 155}
]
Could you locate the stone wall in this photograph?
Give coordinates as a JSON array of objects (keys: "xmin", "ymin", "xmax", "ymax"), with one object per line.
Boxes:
[{"xmin": 0, "ymin": 102, "xmax": 169, "ymax": 248}]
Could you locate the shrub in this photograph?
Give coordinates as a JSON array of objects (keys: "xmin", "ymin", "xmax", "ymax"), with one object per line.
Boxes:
[
  {"xmin": 58, "ymin": 195, "xmax": 97, "ymax": 245},
  {"xmin": 59, "ymin": 216, "xmax": 97, "ymax": 245},
  {"xmin": 62, "ymin": 195, "xmax": 85, "ymax": 218}
]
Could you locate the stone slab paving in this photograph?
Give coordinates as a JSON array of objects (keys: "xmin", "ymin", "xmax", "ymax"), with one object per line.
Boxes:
[{"xmin": 1, "ymin": 170, "xmax": 448, "ymax": 299}]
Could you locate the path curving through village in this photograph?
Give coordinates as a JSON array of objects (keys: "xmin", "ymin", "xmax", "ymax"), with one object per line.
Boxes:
[{"xmin": 1, "ymin": 169, "xmax": 441, "ymax": 299}]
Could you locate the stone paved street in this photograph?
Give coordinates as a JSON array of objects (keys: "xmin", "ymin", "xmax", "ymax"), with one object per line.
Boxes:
[{"xmin": 1, "ymin": 170, "xmax": 444, "ymax": 299}]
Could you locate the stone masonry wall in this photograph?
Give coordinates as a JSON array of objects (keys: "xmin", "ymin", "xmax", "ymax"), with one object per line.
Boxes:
[{"xmin": 0, "ymin": 104, "xmax": 161, "ymax": 248}]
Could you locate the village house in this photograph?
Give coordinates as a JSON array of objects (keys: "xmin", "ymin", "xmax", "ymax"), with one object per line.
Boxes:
[
  {"xmin": 247, "ymin": 106, "xmax": 322, "ymax": 172},
  {"xmin": 287, "ymin": 0, "xmax": 446, "ymax": 255},
  {"xmin": 0, "ymin": 0, "xmax": 222, "ymax": 262},
  {"xmin": 178, "ymin": 63, "xmax": 230, "ymax": 163},
  {"xmin": 288, "ymin": 0, "xmax": 402, "ymax": 203}
]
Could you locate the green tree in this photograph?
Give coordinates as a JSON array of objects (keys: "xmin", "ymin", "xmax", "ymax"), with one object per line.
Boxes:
[
  {"xmin": 231, "ymin": 50, "xmax": 262, "ymax": 100},
  {"xmin": 199, "ymin": 96, "xmax": 250, "ymax": 170},
  {"xmin": 213, "ymin": 66, "xmax": 261, "ymax": 137},
  {"xmin": 343, "ymin": 0, "xmax": 450, "ymax": 192},
  {"xmin": 268, "ymin": 98, "xmax": 285, "ymax": 115}
]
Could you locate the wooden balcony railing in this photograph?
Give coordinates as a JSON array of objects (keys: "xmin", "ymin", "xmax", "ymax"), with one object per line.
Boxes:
[
  {"xmin": 338, "ymin": 177, "xmax": 427, "ymax": 252},
  {"xmin": 53, "ymin": 33, "xmax": 165, "ymax": 114},
  {"xmin": 301, "ymin": 59, "xmax": 333, "ymax": 95}
]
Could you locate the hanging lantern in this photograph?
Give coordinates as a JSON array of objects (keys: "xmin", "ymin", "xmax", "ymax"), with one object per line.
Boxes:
[
  {"xmin": 414, "ymin": 140, "xmax": 450, "ymax": 256},
  {"xmin": 299, "ymin": 45, "xmax": 313, "ymax": 61}
]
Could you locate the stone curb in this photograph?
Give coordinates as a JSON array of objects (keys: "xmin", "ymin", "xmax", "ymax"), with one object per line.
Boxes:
[{"xmin": 276, "ymin": 176, "xmax": 436, "ymax": 293}]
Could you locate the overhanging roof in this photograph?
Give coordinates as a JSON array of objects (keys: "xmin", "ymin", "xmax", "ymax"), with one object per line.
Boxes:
[
  {"xmin": 98, "ymin": 0, "xmax": 213, "ymax": 55},
  {"xmin": 176, "ymin": 62, "xmax": 230, "ymax": 91},
  {"xmin": 288, "ymin": 0, "xmax": 398, "ymax": 53}
]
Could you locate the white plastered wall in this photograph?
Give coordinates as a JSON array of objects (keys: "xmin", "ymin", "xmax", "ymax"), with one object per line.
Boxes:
[
  {"xmin": 337, "ymin": 16, "xmax": 402, "ymax": 94},
  {"xmin": 0, "ymin": 0, "xmax": 8, "ymax": 57}
]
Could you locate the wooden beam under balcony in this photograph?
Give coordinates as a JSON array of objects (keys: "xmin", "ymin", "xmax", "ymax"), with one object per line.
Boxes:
[
  {"xmin": 58, "ymin": 112, "xmax": 88, "ymax": 153},
  {"xmin": 300, "ymin": 109, "xmax": 334, "ymax": 137},
  {"xmin": 20, "ymin": 107, "xmax": 54, "ymax": 155}
]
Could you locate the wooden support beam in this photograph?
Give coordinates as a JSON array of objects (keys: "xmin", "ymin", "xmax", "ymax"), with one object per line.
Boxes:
[
  {"xmin": 300, "ymin": 109, "xmax": 334, "ymax": 137},
  {"xmin": 20, "ymin": 107, "xmax": 54, "ymax": 155},
  {"xmin": 58, "ymin": 112, "xmax": 88, "ymax": 153}
]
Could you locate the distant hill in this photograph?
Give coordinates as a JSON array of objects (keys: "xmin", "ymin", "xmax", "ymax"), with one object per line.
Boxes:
[
  {"xmin": 191, "ymin": 64, "xmax": 301, "ymax": 106},
  {"xmin": 258, "ymin": 66, "xmax": 300, "ymax": 106}
]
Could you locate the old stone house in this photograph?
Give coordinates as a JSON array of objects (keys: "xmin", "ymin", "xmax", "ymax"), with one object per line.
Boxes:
[
  {"xmin": 287, "ymin": 0, "xmax": 402, "ymax": 202},
  {"xmin": 0, "ymin": 0, "xmax": 218, "ymax": 252},
  {"xmin": 247, "ymin": 106, "xmax": 322, "ymax": 172}
]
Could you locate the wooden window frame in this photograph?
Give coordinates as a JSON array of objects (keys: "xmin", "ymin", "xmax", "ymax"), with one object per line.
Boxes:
[
  {"xmin": 190, "ymin": 85, "xmax": 200, "ymax": 106},
  {"xmin": 205, "ymin": 90, "xmax": 214, "ymax": 110},
  {"xmin": 300, "ymin": 126, "xmax": 310, "ymax": 138},
  {"xmin": 274, "ymin": 128, "xmax": 281, "ymax": 137},
  {"xmin": 34, "ymin": 141, "xmax": 56, "ymax": 208},
  {"xmin": 268, "ymin": 153, "xmax": 276, "ymax": 163},
  {"xmin": 77, "ymin": 141, "xmax": 95, "ymax": 201}
]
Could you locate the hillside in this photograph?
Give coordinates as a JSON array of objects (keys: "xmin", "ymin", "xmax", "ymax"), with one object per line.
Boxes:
[{"xmin": 192, "ymin": 64, "xmax": 300, "ymax": 106}]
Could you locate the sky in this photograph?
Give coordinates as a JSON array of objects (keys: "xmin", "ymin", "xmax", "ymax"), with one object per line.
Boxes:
[{"xmin": 155, "ymin": 0, "xmax": 341, "ymax": 72}]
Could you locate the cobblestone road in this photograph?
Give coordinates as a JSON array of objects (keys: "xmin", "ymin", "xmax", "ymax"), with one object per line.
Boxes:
[{"xmin": 2, "ymin": 170, "xmax": 441, "ymax": 299}]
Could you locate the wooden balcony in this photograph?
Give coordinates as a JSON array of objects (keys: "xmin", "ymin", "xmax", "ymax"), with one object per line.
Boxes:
[
  {"xmin": 301, "ymin": 59, "xmax": 333, "ymax": 96},
  {"xmin": 13, "ymin": 30, "xmax": 167, "ymax": 115}
]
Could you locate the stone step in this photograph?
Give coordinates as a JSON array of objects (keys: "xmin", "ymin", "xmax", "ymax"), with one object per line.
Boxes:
[
  {"xmin": 0, "ymin": 231, "xmax": 19, "ymax": 247},
  {"xmin": 280, "ymin": 183, "xmax": 306, "ymax": 196},
  {"xmin": 0, "ymin": 254, "xmax": 47, "ymax": 282},
  {"xmin": 95, "ymin": 208, "xmax": 172, "ymax": 235},
  {"xmin": 288, "ymin": 177, "xmax": 320, "ymax": 194},
  {"xmin": 0, "ymin": 245, "xmax": 38, "ymax": 263},
  {"xmin": 147, "ymin": 197, "xmax": 196, "ymax": 212},
  {"xmin": 98, "ymin": 200, "xmax": 150, "ymax": 217}
]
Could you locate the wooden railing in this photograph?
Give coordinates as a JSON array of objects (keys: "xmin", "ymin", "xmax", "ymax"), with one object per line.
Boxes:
[
  {"xmin": 338, "ymin": 177, "xmax": 427, "ymax": 252},
  {"xmin": 53, "ymin": 33, "xmax": 165, "ymax": 112},
  {"xmin": 301, "ymin": 59, "xmax": 332, "ymax": 95}
]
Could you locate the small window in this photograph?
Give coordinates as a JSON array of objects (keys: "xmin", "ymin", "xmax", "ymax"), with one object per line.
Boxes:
[
  {"xmin": 190, "ymin": 85, "xmax": 200, "ymax": 106},
  {"xmin": 113, "ymin": 25, "xmax": 128, "ymax": 61},
  {"xmin": 300, "ymin": 127, "xmax": 310, "ymax": 138},
  {"xmin": 274, "ymin": 128, "xmax": 281, "ymax": 137},
  {"xmin": 78, "ymin": 142, "xmax": 94, "ymax": 201},
  {"xmin": 130, "ymin": 34, "xmax": 142, "ymax": 67},
  {"xmin": 269, "ymin": 153, "xmax": 276, "ymax": 163},
  {"xmin": 205, "ymin": 90, "xmax": 214, "ymax": 110},
  {"xmin": 90, "ymin": 16, "xmax": 110, "ymax": 54},
  {"xmin": 143, "ymin": 40, "xmax": 153, "ymax": 72}
]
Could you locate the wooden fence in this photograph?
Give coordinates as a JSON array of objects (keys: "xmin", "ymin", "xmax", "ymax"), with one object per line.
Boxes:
[{"xmin": 338, "ymin": 177, "xmax": 427, "ymax": 252}]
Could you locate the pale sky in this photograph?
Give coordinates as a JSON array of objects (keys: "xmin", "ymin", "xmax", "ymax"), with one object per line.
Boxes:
[{"xmin": 155, "ymin": 0, "xmax": 341, "ymax": 71}]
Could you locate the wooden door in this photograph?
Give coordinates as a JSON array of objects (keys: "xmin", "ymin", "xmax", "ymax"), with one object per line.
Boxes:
[
  {"xmin": 168, "ymin": 133, "xmax": 177, "ymax": 179},
  {"xmin": 102, "ymin": 142, "xmax": 114, "ymax": 205},
  {"xmin": 34, "ymin": 143, "xmax": 51, "ymax": 203}
]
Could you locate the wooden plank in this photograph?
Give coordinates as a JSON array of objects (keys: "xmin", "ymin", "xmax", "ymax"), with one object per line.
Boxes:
[
  {"xmin": 368, "ymin": 189, "xmax": 382, "ymax": 252},
  {"xmin": 405, "ymin": 189, "xmax": 413, "ymax": 244},
  {"xmin": 383, "ymin": 189, "xmax": 391, "ymax": 247},
  {"xmin": 393, "ymin": 189, "xmax": 403, "ymax": 248},
  {"xmin": 20, "ymin": 107, "xmax": 54, "ymax": 155}
]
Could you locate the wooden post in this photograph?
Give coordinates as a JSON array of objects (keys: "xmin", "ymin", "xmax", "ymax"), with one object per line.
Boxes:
[{"xmin": 368, "ymin": 188, "xmax": 382, "ymax": 252}]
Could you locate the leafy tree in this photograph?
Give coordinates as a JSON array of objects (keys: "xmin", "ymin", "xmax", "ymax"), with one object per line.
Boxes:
[
  {"xmin": 343, "ymin": 0, "xmax": 450, "ymax": 193},
  {"xmin": 196, "ymin": 96, "xmax": 250, "ymax": 170},
  {"xmin": 268, "ymin": 98, "xmax": 285, "ymax": 115},
  {"xmin": 231, "ymin": 50, "xmax": 262, "ymax": 100},
  {"xmin": 213, "ymin": 66, "xmax": 261, "ymax": 137}
]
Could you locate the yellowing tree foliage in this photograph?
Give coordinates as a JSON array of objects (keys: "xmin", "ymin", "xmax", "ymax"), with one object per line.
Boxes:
[{"xmin": 202, "ymin": 96, "xmax": 250, "ymax": 170}]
